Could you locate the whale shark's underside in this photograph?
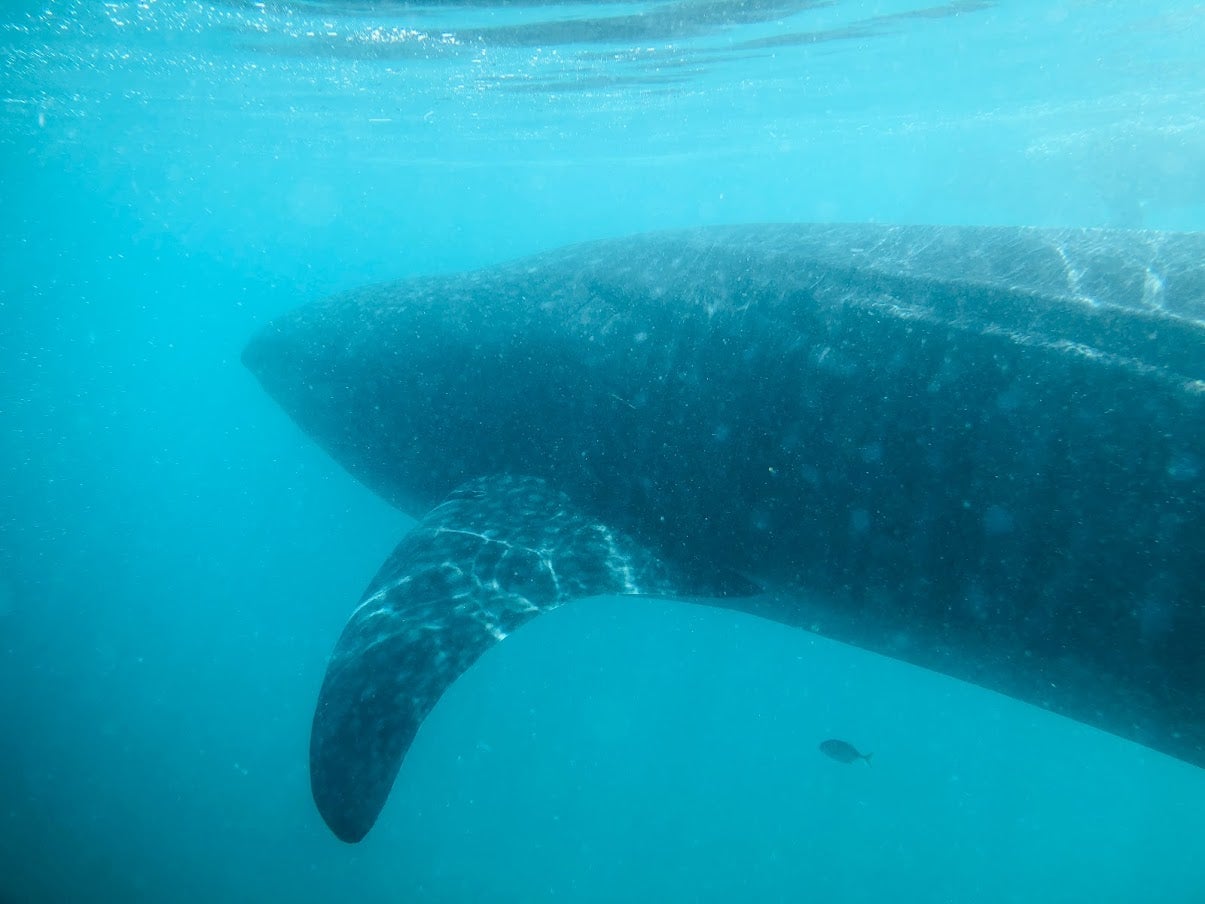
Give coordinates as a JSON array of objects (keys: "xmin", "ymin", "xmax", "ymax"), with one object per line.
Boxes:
[{"xmin": 243, "ymin": 223, "xmax": 1204, "ymax": 843}]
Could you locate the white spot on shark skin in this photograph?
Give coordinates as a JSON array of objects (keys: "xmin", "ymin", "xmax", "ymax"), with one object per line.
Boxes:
[
  {"xmin": 983, "ymin": 505, "xmax": 1016, "ymax": 536},
  {"xmin": 1137, "ymin": 597, "xmax": 1175, "ymax": 641},
  {"xmin": 965, "ymin": 584, "xmax": 993, "ymax": 621},
  {"xmin": 996, "ymin": 385, "xmax": 1024, "ymax": 412},
  {"xmin": 859, "ymin": 442, "xmax": 883, "ymax": 465},
  {"xmin": 1167, "ymin": 453, "xmax": 1199, "ymax": 482}
]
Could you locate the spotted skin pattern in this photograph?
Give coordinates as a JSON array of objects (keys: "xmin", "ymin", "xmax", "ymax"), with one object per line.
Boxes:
[{"xmin": 243, "ymin": 224, "xmax": 1205, "ymax": 844}]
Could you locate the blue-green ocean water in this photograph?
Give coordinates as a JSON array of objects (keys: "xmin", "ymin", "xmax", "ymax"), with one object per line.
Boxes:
[{"xmin": 2, "ymin": 1, "xmax": 1204, "ymax": 901}]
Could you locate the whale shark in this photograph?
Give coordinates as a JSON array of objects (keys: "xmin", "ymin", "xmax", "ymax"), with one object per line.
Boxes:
[{"xmin": 243, "ymin": 223, "xmax": 1205, "ymax": 843}]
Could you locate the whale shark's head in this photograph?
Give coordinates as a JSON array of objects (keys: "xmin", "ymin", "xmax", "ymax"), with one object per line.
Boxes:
[{"xmin": 242, "ymin": 274, "xmax": 623, "ymax": 517}]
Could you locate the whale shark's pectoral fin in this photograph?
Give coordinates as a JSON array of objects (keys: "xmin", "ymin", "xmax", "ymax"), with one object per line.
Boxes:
[{"xmin": 310, "ymin": 474, "xmax": 731, "ymax": 843}]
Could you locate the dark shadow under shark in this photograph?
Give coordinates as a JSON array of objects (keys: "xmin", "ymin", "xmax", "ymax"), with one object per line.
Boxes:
[{"xmin": 243, "ymin": 223, "xmax": 1204, "ymax": 843}]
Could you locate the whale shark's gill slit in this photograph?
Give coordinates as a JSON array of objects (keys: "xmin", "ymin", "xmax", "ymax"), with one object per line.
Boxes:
[{"xmin": 310, "ymin": 474, "xmax": 696, "ymax": 844}]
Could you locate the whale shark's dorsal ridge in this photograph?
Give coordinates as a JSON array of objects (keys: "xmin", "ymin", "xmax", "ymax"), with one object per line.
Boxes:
[{"xmin": 244, "ymin": 223, "xmax": 1205, "ymax": 842}]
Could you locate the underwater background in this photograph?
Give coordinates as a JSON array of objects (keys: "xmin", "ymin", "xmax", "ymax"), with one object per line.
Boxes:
[{"xmin": 2, "ymin": 1, "xmax": 1204, "ymax": 900}]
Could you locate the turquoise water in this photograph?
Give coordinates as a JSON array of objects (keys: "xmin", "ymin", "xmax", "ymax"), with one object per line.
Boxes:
[{"xmin": 3, "ymin": 1, "xmax": 1205, "ymax": 901}]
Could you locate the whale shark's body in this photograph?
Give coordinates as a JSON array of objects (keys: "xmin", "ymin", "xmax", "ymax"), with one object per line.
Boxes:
[{"xmin": 243, "ymin": 223, "xmax": 1205, "ymax": 843}]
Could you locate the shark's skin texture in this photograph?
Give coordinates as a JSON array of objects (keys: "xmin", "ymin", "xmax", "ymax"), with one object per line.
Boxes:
[{"xmin": 244, "ymin": 223, "xmax": 1205, "ymax": 843}]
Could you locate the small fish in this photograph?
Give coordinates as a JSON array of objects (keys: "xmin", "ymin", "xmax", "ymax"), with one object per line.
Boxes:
[{"xmin": 819, "ymin": 738, "xmax": 873, "ymax": 765}]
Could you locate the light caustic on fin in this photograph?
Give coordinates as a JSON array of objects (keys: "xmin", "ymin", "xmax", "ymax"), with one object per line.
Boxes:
[{"xmin": 310, "ymin": 475, "xmax": 691, "ymax": 843}]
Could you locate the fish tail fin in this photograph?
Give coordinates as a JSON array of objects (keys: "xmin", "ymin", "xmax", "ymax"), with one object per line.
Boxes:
[{"xmin": 864, "ymin": 752, "xmax": 873, "ymax": 766}]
